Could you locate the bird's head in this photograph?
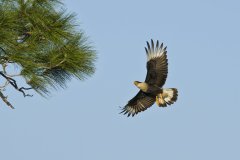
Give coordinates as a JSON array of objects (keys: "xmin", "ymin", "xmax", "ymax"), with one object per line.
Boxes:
[{"xmin": 134, "ymin": 81, "xmax": 148, "ymax": 92}]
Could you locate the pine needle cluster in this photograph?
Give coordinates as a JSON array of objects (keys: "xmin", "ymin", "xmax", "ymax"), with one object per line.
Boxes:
[{"xmin": 0, "ymin": 0, "xmax": 96, "ymax": 108}]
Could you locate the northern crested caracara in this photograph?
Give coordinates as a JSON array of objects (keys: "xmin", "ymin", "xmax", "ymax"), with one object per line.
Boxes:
[{"xmin": 121, "ymin": 39, "xmax": 178, "ymax": 117}]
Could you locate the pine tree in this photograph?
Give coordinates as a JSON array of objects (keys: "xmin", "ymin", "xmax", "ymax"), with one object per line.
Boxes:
[{"xmin": 0, "ymin": 0, "xmax": 96, "ymax": 108}]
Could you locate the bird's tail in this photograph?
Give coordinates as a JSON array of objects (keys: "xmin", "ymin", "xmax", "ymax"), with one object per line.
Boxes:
[{"xmin": 156, "ymin": 88, "xmax": 178, "ymax": 107}]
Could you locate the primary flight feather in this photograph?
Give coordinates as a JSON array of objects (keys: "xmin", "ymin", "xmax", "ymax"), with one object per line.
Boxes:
[{"xmin": 121, "ymin": 39, "xmax": 178, "ymax": 117}]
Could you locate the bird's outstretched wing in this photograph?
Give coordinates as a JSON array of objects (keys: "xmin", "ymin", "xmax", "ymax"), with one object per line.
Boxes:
[
  {"xmin": 145, "ymin": 39, "xmax": 168, "ymax": 87},
  {"xmin": 120, "ymin": 91, "xmax": 155, "ymax": 117}
]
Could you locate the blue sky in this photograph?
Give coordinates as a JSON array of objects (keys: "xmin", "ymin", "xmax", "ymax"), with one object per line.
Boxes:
[{"xmin": 1, "ymin": 0, "xmax": 240, "ymax": 159}]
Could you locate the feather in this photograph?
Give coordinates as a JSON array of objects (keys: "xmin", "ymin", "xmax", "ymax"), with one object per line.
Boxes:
[
  {"xmin": 147, "ymin": 41, "xmax": 151, "ymax": 51},
  {"xmin": 156, "ymin": 40, "xmax": 159, "ymax": 49},
  {"xmin": 160, "ymin": 43, "xmax": 163, "ymax": 50},
  {"xmin": 164, "ymin": 46, "xmax": 167, "ymax": 51},
  {"xmin": 151, "ymin": 39, "xmax": 154, "ymax": 53},
  {"xmin": 145, "ymin": 47, "xmax": 148, "ymax": 53}
]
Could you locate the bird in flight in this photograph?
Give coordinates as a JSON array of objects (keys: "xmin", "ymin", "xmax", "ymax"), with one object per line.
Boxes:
[{"xmin": 121, "ymin": 39, "xmax": 178, "ymax": 117}]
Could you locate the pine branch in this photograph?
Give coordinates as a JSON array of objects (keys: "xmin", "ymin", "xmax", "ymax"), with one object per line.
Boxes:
[{"xmin": 0, "ymin": 0, "xmax": 96, "ymax": 108}]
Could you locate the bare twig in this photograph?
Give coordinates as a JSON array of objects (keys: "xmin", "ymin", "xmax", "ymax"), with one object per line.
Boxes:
[
  {"xmin": 0, "ymin": 71, "xmax": 33, "ymax": 97},
  {"xmin": 0, "ymin": 91, "xmax": 14, "ymax": 109}
]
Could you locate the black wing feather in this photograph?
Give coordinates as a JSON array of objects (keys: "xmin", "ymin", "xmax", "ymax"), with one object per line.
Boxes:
[
  {"xmin": 120, "ymin": 91, "xmax": 155, "ymax": 117},
  {"xmin": 156, "ymin": 40, "xmax": 159, "ymax": 49},
  {"xmin": 151, "ymin": 39, "xmax": 154, "ymax": 52}
]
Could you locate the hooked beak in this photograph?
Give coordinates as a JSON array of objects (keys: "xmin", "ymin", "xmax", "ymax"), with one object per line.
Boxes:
[{"xmin": 134, "ymin": 81, "xmax": 139, "ymax": 86}]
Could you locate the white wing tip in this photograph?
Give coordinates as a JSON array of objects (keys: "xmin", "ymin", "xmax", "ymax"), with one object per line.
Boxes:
[{"xmin": 145, "ymin": 39, "xmax": 167, "ymax": 61}]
